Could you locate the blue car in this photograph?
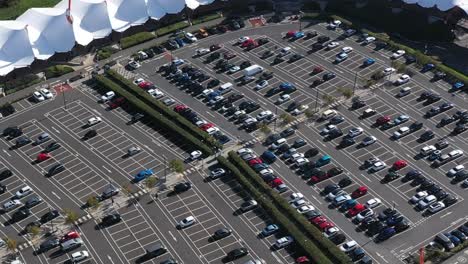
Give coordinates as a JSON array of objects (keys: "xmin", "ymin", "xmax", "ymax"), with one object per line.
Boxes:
[
  {"xmin": 315, "ymin": 155, "xmax": 331, "ymax": 167},
  {"xmin": 261, "ymin": 151, "xmax": 277, "ymax": 164},
  {"xmin": 293, "ymin": 31, "xmax": 305, "ymax": 39},
  {"xmin": 174, "ymin": 37, "xmax": 185, "ymax": 47},
  {"xmin": 253, "ymin": 163, "xmax": 269, "ymax": 172},
  {"xmin": 363, "ymin": 58, "xmax": 375, "ymax": 66},
  {"xmin": 422, "ymin": 63, "xmax": 435, "ymax": 72},
  {"xmin": 279, "ymin": 82, "xmax": 295, "ymax": 91},
  {"xmin": 445, "ymin": 233, "xmax": 461, "ymax": 246},
  {"xmin": 377, "ymin": 227, "xmax": 396, "ymax": 241},
  {"xmin": 134, "ymin": 169, "xmax": 154, "ymax": 182},
  {"xmin": 207, "ymin": 91, "xmax": 221, "ymax": 100},
  {"xmin": 340, "ymin": 199, "xmax": 357, "ymax": 210},
  {"xmin": 261, "ymin": 224, "xmax": 279, "ymax": 237},
  {"xmin": 452, "ymin": 82, "xmax": 465, "ymax": 90}
]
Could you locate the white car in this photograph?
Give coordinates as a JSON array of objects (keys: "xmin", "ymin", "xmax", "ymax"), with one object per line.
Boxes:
[
  {"xmin": 257, "ymin": 110, "xmax": 273, "ymax": 121},
  {"xmin": 290, "ymin": 199, "xmax": 308, "ymax": 208},
  {"xmin": 340, "ymin": 240, "xmax": 358, "ymax": 252},
  {"xmin": 417, "ymin": 195, "xmax": 437, "ymax": 209},
  {"xmin": 391, "ymin": 50, "xmax": 406, "ymax": 59},
  {"xmin": 276, "ymin": 94, "xmax": 290, "ymax": 104},
  {"xmin": 361, "ymin": 136, "xmax": 377, "ymax": 146},
  {"xmin": 3, "ymin": 200, "xmax": 22, "ymax": 211},
  {"xmin": 341, "ymin": 46, "xmax": 353, "ymax": 53},
  {"xmin": 70, "ymin": 250, "xmax": 89, "ymax": 262},
  {"xmin": 395, "ymin": 74, "xmax": 411, "ymax": 85},
  {"xmin": 335, "ymin": 53, "xmax": 348, "ymax": 63},
  {"xmin": 356, "ymin": 208, "xmax": 374, "ymax": 222},
  {"xmin": 347, "ymin": 127, "xmax": 363, "ymax": 138},
  {"xmin": 259, "ymin": 168, "xmax": 274, "ymax": 177},
  {"xmin": 289, "ymin": 193, "xmax": 304, "ymax": 203},
  {"xmin": 15, "ymin": 186, "xmax": 32, "ymax": 198},
  {"xmin": 295, "ymin": 158, "xmax": 309, "ymax": 167},
  {"xmin": 365, "ymin": 198, "xmax": 382, "ymax": 209},
  {"xmin": 321, "ymin": 124, "xmax": 337, "ymax": 135},
  {"xmin": 420, "ymin": 145, "xmax": 437, "ymax": 156},
  {"xmin": 237, "ymin": 148, "xmax": 253, "ymax": 155},
  {"xmin": 393, "ymin": 126, "xmax": 410, "ymax": 139},
  {"xmin": 229, "ymin": 65, "xmax": 241, "ymax": 73},
  {"xmin": 206, "ymin": 127, "xmax": 220, "ymax": 135},
  {"xmin": 328, "ymin": 20, "xmax": 342, "ymax": 29},
  {"xmin": 189, "ymin": 150, "xmax": 202, "ymax": 160},
  {"xmin": 147, "ymin": 89, "xmax": 164, "ymax": 99},
  {"xmin": 210, "ymin": 168, "xmax": 226, "ymax": 179},
  {"xmin": 87, "ymin": 117, "xmax": 102, "ymax": 126},
  {"xmin": 172, "ymin": 59, "xmax": 185, "ymax": 66},
  {"xmin": 255, "ymin": 80, "xmax": 268, "ymax": 90},
  {"xmin": 163, "ymin": 98, "xmax": 176, "ymax": 106},
  {"xmin": 178, "ymin": 216, "xmax": 195, "ymax": 228},
  {"xmin": 370, "ymin": 161, "xmax": 386, "ymax": 172},
  {"xmin": 344, "ymin": 29, "xmax": 356, "ymax": 36},
  {"xmin": 128, "ymin": 60, "xmax": 141, "ymax": 69},
  {"xmin": 428, "ymin": 201, "xmax": 445, "ymax": 213},
  {"xmin": 327, "ymin": 42, "xmax": 340, "ymax": 49},
  {"xmin": 364, "ymin": 36, "xmax": 376, "ymax": 44},
  {"xmin": 33, "ymin": 91, "xmax": 45, "ymax": 102},
  {"xmin": 290, "ymin": 153, "xmax": 305, "ymax": 162},
  {"xmin": 194, "ymin": 48, "xmax": 210, "ymax": 56},
  {"xmin": 238, "ymin": 36, "xmax": 251, "ymax": 44},
  {"xmin": 292, "ymin": 105, "xmax": 309, "ymax": 115},
  {"xmin": 383, "ymin": 67, "xmax": 396, "ymax": 76},
  {"xmin": 324, "ymin": 227, "xmax": 339, "ymax": 238},
  {"xmin": 195, "ymin": 120, "xmax": 208, "ymax": 127},
  {"xmin": 137, "ymin": 51, "xmax": 148, "ymax": 60},
  {"xmin": 100, "ymin": 91, "xmax": 115, "ymax": 102},
  {"xmin": 274, "ymin": 236, "xmax": 294, "ymax": 249},
  {"xmin": 447, "ymin": 165, "xmax": 465, "ymax": 177},
  {"xmin": 410, "ymin": 191, "xmax": 428, "ymax": 204},
  {"xmin": 243, "ymin": 117, "xmax": 257, "ymax": 126},
  {"xmin": 40, "ymin": 88, "xmax": 53, "ymax": 99},
  {"xmin": 134, "ymin": 78, "xmax": 145, "ymax": 85},
  {"xmin": 184, "ymin": 32, "xmax": 197, "ymax": 42},
  {"xmin": 297, "ymin": 205, "xmax": 315, "ymax": 214},
  {"xmin": 449, "ymin": 149, "xmax": 463, "ymax": 159}
]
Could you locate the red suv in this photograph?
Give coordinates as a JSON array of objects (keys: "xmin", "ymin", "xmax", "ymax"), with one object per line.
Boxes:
[
  {"xmin": 108, "ymin": 97, "xmax": 125, "ymax": 109},
  {"xmin": 286, "ymin": 30, "xmax": 297, "ymax": 38},
  {"xmin": 311, "ymin": 66, "xmax": 324, "ymax": 74},
  {"xmin": 318, "ymin": 221, "xmax": 335, "ymax": 231},
  {"xmin": 200, "ymin": 123, "xmax": 215, "ymax": 131},
  {"xmin": 311, "ymin": 216, "xmax": 327, "ymax": 226},
  {"xmin": 376, "ymin": 115, "xmax": 391, "ymax": 125},
  {"xmin": 310, "ymin": 172, "xmax": 329, "ymax": 184},
  {"xmin": 269, "ymin": 178, "xmax": 283, "ymax": 188},
  {"xmin": 60, "ymin": 231, "xmax": 80, "ymax": 242},
  {"xmin": 174, "ymin": 104, "xmax": 188, "ymax": 113},
  {"xmin": 392, "ymin": 160, "xmax": 408, "ymax": 170},
  {"xmin": 348, "ymin": 203, "xmax": 365, "ymax": 216},
  {"xmin": 248, "ymin": 158, "xmax": 263, "ymax": 167},
  {"xmin": 37, "ymin": 153, "xmax": 51, "ymax": 162},
  {"xmin": 351, "ymin": 186, "xmax": 368, "ymax": 198}
]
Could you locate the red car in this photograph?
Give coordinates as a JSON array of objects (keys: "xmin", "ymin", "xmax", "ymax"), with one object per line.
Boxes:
[
  {"xmin": 392, "ymin": 160, "xmax": 408, "ymax": 170},
  {"xmin": 310, "ymin": 172, "xmax": 329, "ymax": 184},
  {"xmin": 138, "ymin": 81, "xmax": 153, "ymax": 89},
  {"xmin": 351, "ymin": 186, "xmax": 368, "ymax": 199},
  {"xmin": 174, "ymin": 104, "xmax": 188, "ymax": 113},
  {"xmin": 348, "ymin": 203, "xmax": 365, "ymax": 217},
  {"xmin": 296, "ymin": 256, "xmax": 311, "ymax": 264},
  {"xmin": 37, "ymin": 153, "xmax": 51, "ymax": 162},
  {"xmin": 241, "ymin": 39, "xmax": 255, "ymax": 48},
  {"xmin": 286, "ymin": 30, "xmax": 297, "ymax": 38},
  {"xmin": 311, "ymin": 66, "xmax": 324, "ymax": 74},
  {"xmin": 318, "ymin": 221, "xmax": 335, "ymax": 231},
  {"xmin": 60, "ymin": 231, "xmax": 80, "ymax": 242},
  {"xmin": 223, "ymin": 51, "xmax": 237, "ymax": 59},
  {"xmin": 269, "ymin": 178, "xmax": 283, "ymax": 188},
  {"xmin": 245, "ymin": 42, "xmax": 259, "ymax": 50},
  {"xmin": 248, "ymin": 158, "xmax": 263, "ymax": 167},
  {"xmin": 376, "ymin": 115, "xmax": 391, "ymax": 125},
  {"xmin": 311, "ymin": 216, "xmax": 327, "ymax": 226},
  {"xmin": 200, "ymin": 123, "xmax": 215, "ymax": 131},
  {"xmin": 108, "ymin": 97, "xmax": 125, "ymax": 109}
]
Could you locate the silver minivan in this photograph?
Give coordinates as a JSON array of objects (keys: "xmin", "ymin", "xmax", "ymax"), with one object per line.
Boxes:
[
  {"xmin": 434, "ymin": 233, "xmax": 455, "ymax": 250},
  {"xmin": 60, "ymin": 238, "xmax": 83, "ymax": 251}
]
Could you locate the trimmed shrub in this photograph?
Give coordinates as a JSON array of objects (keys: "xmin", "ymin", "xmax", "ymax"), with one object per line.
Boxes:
[
  {"xmin": 192, "ymin": 13, "xmax": 222, "ymax": 25},
  {"xmin": 104, "ymin": 70, "xmax": 221, "ymax": 151},
  {"xmin": 96, "ymin": 46, "xmax": 119, "ymax": 61},
  {"xmin": 94, "ymin": 75, "xmax": 213, "ymax": 156},
  {"xmin": 44, "ymin": 65, "xmax": 74, "ymax": 79},
  {"xmin": 120, "ymin": 32, "xmax": 155, "ymax": 49},
  {"xmin": 226, "ymin": 152, "xmax": 352, "ymax": 264},
  {"xmin": 155, "ymin": 21, "xmax": 189, "ymax": 36}
]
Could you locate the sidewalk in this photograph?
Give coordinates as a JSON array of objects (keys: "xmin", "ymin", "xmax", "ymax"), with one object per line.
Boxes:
[{"xmin": 0, "ymin": 17, "xmax": 225, "ymax": 106}]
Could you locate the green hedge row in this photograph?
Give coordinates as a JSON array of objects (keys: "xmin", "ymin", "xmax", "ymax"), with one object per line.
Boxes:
[
  {"xmin": 155, "ymin": 21, "xmax": 189, "ymax": 37},
  {"xmin": 96, "ymin": 46, "xmax": 119, "ymax": 61},
  {"xmin": 105, "ymin": 70, "xmax": 221, "ymax": 151},
  {"xmin": 329, "ymin": 14, "xmax": 468, "ymax": 84},
  {"xmin": 120, "ymin": 32, "xmax": 156, "ymax": 49},
  {"xmin": 94, "ymin": 75, "xmax": 212, "ymax": 156},
  {"xmin": 226, "ymin": 152, "xmax": 352, "ymax": 264},
  {"xmin": 217, "ymin": 155, "xmax": 335, "ymax": 264},
  {"xmin": 44, "ymin": 65, "xmax": 74, "ymax": 79},
  {"xmin": 192, "ymin": 13, "xmax": 222, "ymax": 25}
]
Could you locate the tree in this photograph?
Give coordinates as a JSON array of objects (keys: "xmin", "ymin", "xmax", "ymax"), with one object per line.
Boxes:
[
  {"xmin": 338, "ymin": 87, "xmax": 353, "ymax": 99},
  {"xmin": 27, "ymin": 226, "xmax": 41, "ymax": 238},
  {"xmin": 145, "ymin": 176, "xmax": 158, "ymax": 189},
  {"xmin": 279, "ymin": 113, "xmax": 295, "ymax": 125},
  {"xmin": 5, "ymin": 237, "xmax": 17, "ymax": 252},
  {"xmin": 304, "ymin": 109, "xmax": 316, "ymax": 119},
  {"xmin": 169, "ymin": 159, "xmax": 185, "ymax": 173},
  {"xmin": 64, "ymin": 209, "xmax": 79, "ymax": 225},
  {"xmin": 322, "ymin": 94, "xmax": 336, "ymax": 106},
  {"xmin": 259, "ymin": 123, "xmax": 271, "ymax": 135},
  {"xmin": 391, "ymin": 60, "xmax": 406, "ymax": 73},
  {"xmin": 371, "ymin": 71, "xmax": 384, "ymax": 80},
  {"xmin": 86, "ymin": 196, "xmax": 100, "ymax": 209}
]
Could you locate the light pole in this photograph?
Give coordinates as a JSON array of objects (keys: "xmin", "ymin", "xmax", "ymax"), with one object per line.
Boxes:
[
  {"xmin": 274, "ymin": 106, "xmax": 278, "ymax": 132},
  {"xmin": 162, "ymin": 155, "xmax": 167, "ymax": 182},
  {"xmin": 108, "ymin": 179, "xmax": 114, "ymax": 204},
  {"xmin": 353, "ymin": 71, "xmax": 358, "ymax": 96},
  {"xmin": 298, "ymin": 11, "xmax": 304, "ymax": 31},
  {"xmin": 314, "ymin": 88, "xmax": 319, "ymax": 112}
]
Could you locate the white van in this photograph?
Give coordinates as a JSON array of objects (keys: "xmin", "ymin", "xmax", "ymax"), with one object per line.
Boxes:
[
  {"xmin": 243, "ymin": 65, "xmax": 264, "ymax": 76},
  {"xmin": 278, "ymin": 47, "xmax": 292, "ymax": 57},
  {"xmin": 218, "ymin": 82, "xmax": 233, "ymax": 94},
  {"xmin": 321, "ymin": 109, "xmax": 337, "ymax": 120},
  {"xmin": 60, "ymin": 238, "xmax": 83, "ymax": 251}
]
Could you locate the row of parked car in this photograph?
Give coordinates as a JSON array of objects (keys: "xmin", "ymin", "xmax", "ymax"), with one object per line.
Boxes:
[{"xmin": 426, "ymin": 222, "xmax": 468, "ymax": 252}]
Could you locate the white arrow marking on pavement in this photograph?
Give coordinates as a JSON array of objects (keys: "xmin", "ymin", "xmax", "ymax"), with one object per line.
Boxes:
[
  {"xmin": 2, "ymin": 149, "xmax": 11, "ymax": 157},
  {"xmin": 51, "ymin": 191, "xmax": 61, "ymax": 200},
  {"xmin": 51, "ymin": 127, "xmax": 60, "ymax": 134},
  {"xmin": 168, "ymin": 231, "xmax": 177, "ymax": 241},
  {"xmin": 440, "ymin": 211, "xmax": 452, "ymax": 219},
  {"xmin": 102, "ymin": 166, "xmax": 112, "ymax": 173},
  {"xmin": 206, "ymin": 111, "xmax": 215, "ymax": 118}
]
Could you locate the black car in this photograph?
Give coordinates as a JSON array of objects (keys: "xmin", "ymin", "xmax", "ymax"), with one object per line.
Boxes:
[
  {"xmin": 212, "ymin": 228, "xmax": 232, "ymax": 240},
  {"xmin": 427, "ymin": 184, "xmax": 442, "ymax": 195},
  {"xmin": 454, "ymin": 124, "xmax": 467, "ymax": 134},
  {"xmin": 101, "ymin": 213, "xmax": 122, "ymax": 227},
  {"xmin": 225, "ymin": 248, "xmax": 248, "ymax": 261},
  {"xmin": 304, "ymin": 148, "xmax": 319, "ymax": 158},
  {"xmin": 323, "ymin": 72, "xmax": 336, "ymax": 81},
  {"xmin": 418, "ymin": 91, "xmax": 433, "ymax": 101},
  {"xmin": 226, "ymin": 93, "xmax": 244, "ymax": 103},
  {"xmin": 3, "ymin": 127, "xmax": 22, "ymax": 138},
  {"xmin": 443, "ymin": 195, "xmax": 458, "ymax": 206},
  {"xmin": 265, "ymin": 87, "xmax": 281, "ymax": 97},
  {"xmin": 38, "ymin": 238, "xmax": 60, "ymax": 253},
  {"xmin": 0, "ymin": 169, "xmax": 12, "ymax": 181},
  {"xmin": 259, "ymin": 71, "xmax": 274, "ymax": 81},
  {"xmin": 433, "ymin": 71, "xmax": 446, "ymax": 80},
  {"xmin": 304, "ymin": 210, "xmax": 321, "ymax": 220},
  {"xmin": 173, "ymin": 182, "xmax": 191, "ymax": 193},
  {"xmin": 377, "ymin": 208, "xmax": 397, "ymax": 221},
  {"xmin": 438, "ymin": 116, "xmax": 455, "ymax": 127},
  {"xmin": 394, "ymin": 219, "xmax": 410, "ymax": 232},
  {"xmin": 83, "ymin": 129, "xmax": 97, "ymax": 140},
  {"xmin": 419, "ymin": 130, "xmax": 435, "ymax": 141},
  {"xmin": 40, "ymin": 210, "xmax": 60, "ymax": 223},
  {"xmin": 277, "ymin": 143, "xmax": 290, "ymax": 153},
  {"xmin": 403, "ymin": 170, "xmax": 421, "ymax": 182},
  {"xmin": 454, "ymin": 170, "xmax": 468, "ymax": 182},
  {"xmin": 405, "ymin": 55, "xmax": 416, "ymax": 64},
  {"xmin": 0, "ymin": 183, "xmax": 5, "ymax": 194},
  {"xmin": 323, "ymin": 184, "xmax": 340, "ymax": 195},
  {"xmin": 25, "ymin": 196, "xmax": 42, "ymax": 208},
  {"xmin": 42, "ymin": 142, "xmax": 61, "ymax": 153},
  {"xmin": 280, "ymin": 128, "xmax": 295, "ymax": 138},
  {"xmin": 435, "ymin": 139, "xmax": 449, "ymax": 149},
  {"xmin": 327, "ymin": 128, "xmax": 343, "ymax": 139},
  {"xmin": 366, "ymin": 221, "xmax": 387, "ymax": 236},
  {"xmin": 419, "ymin": 180, "xmax": 435, "ymax": 190},
  {"xmin": 427, "ymin": 94, "xmax": 441, "ymax": 103},
  {"xmin": 330, "ymin": 233, "xmax": 346, "ymax": 245},
  {"xmin": 239, "ymin": 61, "xmax": 252, "ymax": 69},
  {"xmin": 327, "ymin": 167, "xmax": 343, "ymax": 177},
  {"xmin": 12, "ymin": 208, "xmax": 31, "ymax": 222},
  {"xmin": 46, "ymin": 163, "xmax": 65, "ymax": 177},
  {"xmin": 24, "ymin": 220, "xmax": 42, "ymax": 232},
  {"xmin": 206, "ymin": 79, "xmax": 220, "ymax": 88},
  {"xmin": 286, "ymin": 101, "xmax": 299, "ymax": 112},
  {"xmin": 311, "ymin": 42, "xmax": 324, "ymax": 50},
  {"xmin": 257, "ymin": 38, "xmax": 269, "ymax": 45},
  {"xmin": 409, "ymin": 121, "xmax": 423, "ymax": 131},
  {"xmin": 306, "ymin": 31, "xmax": 318, "ymax": 38},
  {"xmin": 261, "ymin": 50, "xmax": 274, "ymax": 59},
  {"xmin": 131, "ymin": 113, "xmax": 144, "ymax": 123},
  {"xmin": 273, "ymin": 57, "xmax": 285, "ymax": 64},
  {"xmin": 339, "ymin": 137, "xmax": 355, "ymax": 148},
  {"xmin": 15, "ymin": 136, "xmax": 31, "ymax": 147},
  {"xmin": 434, "ymin": 190, "xmax": 449, "ymax": 200},
  {"xmin": 317, "ymin": 36, "xmax": 330, "ymax": 43},
  {"xmin": 265, "ymin": 133, "xmax": 281, "ymax": 145},
  {"xmin": 338, "ymin": 177, "xmax": 353, "ymax": 188},
  {"xmin": 289, "ymin": 54, "xmax": 304, "ymax": 63},
  {"xmin": 292, "ymin": 138, "xmax": 307, "ymax": 148},
  {"xmin": 352, "ymin": 100, "xmax": 366, "ymax": 109}
]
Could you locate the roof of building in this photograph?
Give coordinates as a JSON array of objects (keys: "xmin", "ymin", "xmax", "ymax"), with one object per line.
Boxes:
[{"xmin": 402, "ymin": 0, "xmax": 468, "ymax": 14}]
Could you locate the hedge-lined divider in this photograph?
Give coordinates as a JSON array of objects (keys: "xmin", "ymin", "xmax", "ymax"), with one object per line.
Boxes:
[
  {"xmin": 105, "ymin": 69, "xmax": 221, "ymax": 150},
  {"xmin": 94, "ymin": 75, "xmax": 212, "ymax": 156},
  {"xmin": 226, "ymin": 152, "xmax": 352, "ymax": 264}
]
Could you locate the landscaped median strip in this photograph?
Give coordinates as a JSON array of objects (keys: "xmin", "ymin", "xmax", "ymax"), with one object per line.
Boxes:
[
  {"xmin": 93, "ymin": 75, "xmax": 213, "ymax": 156},
  {"xmin": 104, "ymin": 70, "xmax": 222, "ymax": 151},
  {"xmin": 217, "ymin": 153, "xmax": 353, "ymax": 264}
]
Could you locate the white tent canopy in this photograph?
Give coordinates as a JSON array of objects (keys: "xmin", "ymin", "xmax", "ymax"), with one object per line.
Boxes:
[
  {"xmin": 0, "ymin": 21, "xmax": 35, "ymax": 76},
  {"xmin": 0, "ymin": 0, "xmax": 216, "ymax": 76},
  {"xmin": 17, "ymin": 8, "xmax": 75, "ymax": 60}
]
